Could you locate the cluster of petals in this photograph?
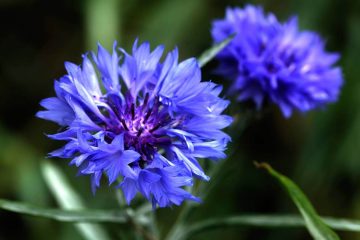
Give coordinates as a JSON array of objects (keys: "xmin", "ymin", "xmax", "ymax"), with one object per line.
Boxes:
[
  {"xmin": 212, "ymin": 5, "xmax": 343, "ymax": 117},
  {"xmin": 37, "ymin": 40, "xmax": 232, "ymax": 208}
]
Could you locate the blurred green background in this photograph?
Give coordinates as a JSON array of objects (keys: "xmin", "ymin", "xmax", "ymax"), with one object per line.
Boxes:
[{"xmin": 0, "ymin": 0, "xmax": 359, "ymax": 239}]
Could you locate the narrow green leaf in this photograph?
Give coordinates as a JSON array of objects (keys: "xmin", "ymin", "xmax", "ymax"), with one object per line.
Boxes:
[
  {"xmin": 255, "ymin": 162, "xmax": 340, "ymax": 240},
  {"xmin": 41, "ymin": 161, "xmax": 111, "ymax": 240},
  {"xmin": 2, "ymin": 199, "xmax": 360, "ymax": 238},
  {"xmin": 197, "ymin": 34, "xmax": 235, "ymax": 68},
  {"xmin": 0, "ymin": 198, "xmax": 127, "ymax": 222},
  {"xmin": 175, "ymin": 214, "xmax": 360, "ymax": 240}
]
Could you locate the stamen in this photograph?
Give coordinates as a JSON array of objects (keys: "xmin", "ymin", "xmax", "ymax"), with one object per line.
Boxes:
[
  {"xmin": 131, "ymin": 103, "xmax": 135, "ymax": 120},
  {"xmin": 136, "ymin": 127, "xmax": 144, "ymax": 137},
  {"xmin": 142, "ymin": 93, "xmax": 149, "ymax": 108},
  {"xmin": 143, "ymin": 107, "xmax": 153, "ymax": 123},
  {"xmin": 150, "ymin": 122, "xmax": 162, "ymax": 132},
  {"xmin": 120, "ymin": 118, "xmax": 129, "ymax": 131}
]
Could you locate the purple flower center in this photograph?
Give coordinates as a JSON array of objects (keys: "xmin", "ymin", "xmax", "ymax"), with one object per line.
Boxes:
[{"xmin": 106, "ymin": 93, "xmax": 174, "ymax": 167}]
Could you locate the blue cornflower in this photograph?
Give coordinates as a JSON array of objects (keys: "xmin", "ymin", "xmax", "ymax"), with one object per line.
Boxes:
[
  {"xmin": 37, "ymin": 40, "xmax": 232, "ymax": 208},
  {"xmin": 212, "ymin": 5, "xmax": 343, "ymax": 117}
]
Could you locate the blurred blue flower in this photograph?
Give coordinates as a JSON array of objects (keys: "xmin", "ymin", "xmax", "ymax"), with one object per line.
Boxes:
[
  {"xmin": 212, "ymin": 5, "xmax": 343, "ymax": 117},
  {"xmin": 37, "ymin": 40, "xmax": 232, "ymax": 208}
]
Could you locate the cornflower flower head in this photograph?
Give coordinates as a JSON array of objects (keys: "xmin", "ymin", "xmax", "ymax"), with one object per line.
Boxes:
[
  {"xmin": 37, "ymin": 40, "xmax": 232, "ymax": 208},
  {"xmin": 212, "ymin": 5, "xmax": 343, "ymax": 117}
]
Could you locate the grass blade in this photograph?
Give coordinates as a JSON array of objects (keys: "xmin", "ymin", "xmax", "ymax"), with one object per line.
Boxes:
[
  {"xmin": 255, "ymin": 162, "xmax": 340, "ymax": 240},
  {"xmin": 197, "ymin": 34, "xmax": 235, "ymax": 68},
  {"xmin": 2, "ymin": 199, "xmax": 360, "ymax": 239},
  {"xmin": 41, "ymin": 161, "xmax": 111, "ymax": 240},
  {"xmin": 0, "ymin": 198, "xmax": 127, "ymax": 222},
  {"xmin": 176, "ymin": 214, "xmax": 360, "ymax": 240}
]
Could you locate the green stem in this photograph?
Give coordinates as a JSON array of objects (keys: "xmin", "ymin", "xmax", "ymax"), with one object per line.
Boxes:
[
  {"xmin": 115, "ymin": 188, "xmax": 158, "ymax": 240},
  {"xmin": 164, "ymin": 110, "xmax": 255, "ymax": 240},
  {"xmin": 163, "ymin": 202, "xmax": 192, "ymax": 240},
  {"xmin": 125, "ymin": 209, "xmax": 158, "ymax": 240}
]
